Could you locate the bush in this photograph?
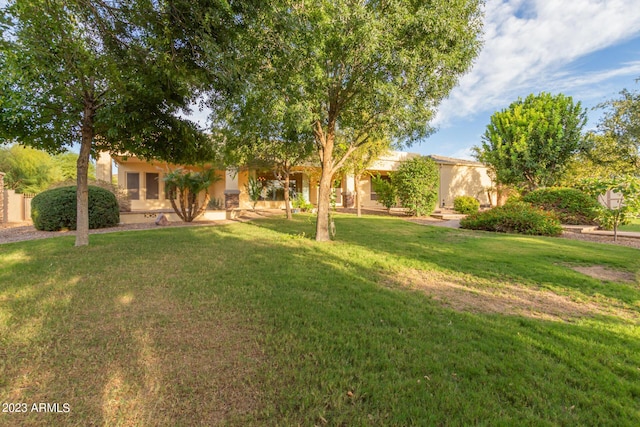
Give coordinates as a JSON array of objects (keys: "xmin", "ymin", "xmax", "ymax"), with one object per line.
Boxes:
[
  {"xmin": 371, "ymin": 174, "xmax": 397, "ymax": 210},
  {"xmin": 453, "ymin": 196, "xmax": 480, "ymax": 214},
  {"xmin": 31, "ymin": 185, "xmax": 119, "ymax": 231},
  {"xmin": 393, "ymin": 156, "xmax": 439, "ymax": 216},
  {"xmin": 522, "ymin": 187, "xmax": 599, "ymax": 225},
  {"xmin": 49, "ymin": 179, "xmax": 131, "ymax": 212},
  {"xmin": 292, "ymin": 193, "xmax": 313, "ymax": 212},
  {"xmin": 460, "ymin": 201, "xmax": 562, "ymax": 236}
]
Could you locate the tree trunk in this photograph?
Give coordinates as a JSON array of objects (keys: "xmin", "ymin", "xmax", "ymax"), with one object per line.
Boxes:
[
  {"xmin": 355, "ymin": 174, "xmax": 362, "ymax": 217},
  {"xmin": 284, "ymin": 172, "xmax": 292, "ymax": 220},
  {"xmin": 316, "ymin": 168, "xmax": 333, "ymax": 241},
  {"xmin": 75, "ymin": 104, "xmax": 94, "ymax": 247}
]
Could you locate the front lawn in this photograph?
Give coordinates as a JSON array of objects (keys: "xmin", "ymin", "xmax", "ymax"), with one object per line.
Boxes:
[
  {"xmin": 1, "ymin": 214, "xmax": 639, "ymax": 425},
  {"xmin": 620, "ymin": 218, "xmax": 640, "ymax": 232}
]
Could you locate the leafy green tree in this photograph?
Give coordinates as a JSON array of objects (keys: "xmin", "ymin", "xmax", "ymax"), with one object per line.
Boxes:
[
  {"xmin": 164, "ymin": 169, "xmax": 221, "ymax": 222},
  {"xmin": 0, "ymin": 0, "xmax": 230, "ymax": 246},
  {"xmin": 595, "ymin": 86, "xmax": 640, "ymax": 169},
  {"xmin": 219, "ymin": 87, "xmax": 316, "ymax": 220},
  {"xmin": 393, "ymin": 156, "xmax": 439, "ymax": 216},
  {"xmin": 53, "ymin": 152, "xmax": 95, "ymax": 182},
  {"xmin": 474, "ymin": 92, "xmax": 587, "ymax": 191},
  {"xmin": 0, "ymin": 145, "xmax": 56, "ymax": 193},
  {"xmin": 371, "ymin": 174, "xmax": 397, "ymax": 211},
  {"xmin": 213, "ymin": 0, "xmax": 484, "ymax": 241},
  {"xmin": 339, "ymin": 139, "xmax": 390, "ymax": 217},
  {"xmin": 580, "ymin": 175, "xmax": 640, "ymax": 241}
]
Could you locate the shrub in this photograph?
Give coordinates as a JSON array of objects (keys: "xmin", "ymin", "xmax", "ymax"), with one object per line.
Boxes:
[
  {"xmin": 460, "ymin": 201, "xmax": 562, "ymax": 236},
  {"xmin": 371, "ymin": 174, "xmax": 397, "ymax": 210},
  {"xmin": 292, "ymin": 193, "xmax": 313, "ymax": 211},
  {"xmin": 393, "ymin": 156, "xmax": 439, "ymax": 216},
  {"xmin": 522, "ymin": 187, "xmax": 599, "ymax": 225},
  {"xmin": 31, "ymin": 185, "xmax": 119, "ymax": 231},
  {"xmin": 49, "ymin": 179, "xmax": 131, "ymax": 212},
  {"xmin": 453, "ymin": 196, "xmax": 480, "ymax": 214}
]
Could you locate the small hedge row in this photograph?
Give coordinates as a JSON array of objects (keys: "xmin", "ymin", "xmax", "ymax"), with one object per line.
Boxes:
[
  {"xmin": 460, "ymin": 201, "xmax": 562, "ymax": 236},
  {"xmin": 522, "ymin": 187, "xmax": 599, "ymax": 225},
  {"xmin": 31, "ymin": 185, "xmax": 120, "ymax": 231},
  {"xmin": 453, "ymin": 196, "xmax": 480, "ymax": 214}
]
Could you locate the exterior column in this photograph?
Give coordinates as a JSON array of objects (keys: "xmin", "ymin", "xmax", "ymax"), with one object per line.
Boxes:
[
  {"xmin": 302, "ymin": 173, "xmax": 310, "ymax": 202},
  {"xmin": 224, "ymin": 168, "xmax": 240, "ymax": 210},
  {"xmin": 96, "ymin": 152, "xmax": 113, "ymax": 183},
  {"xmin": 344, "ymin": 173, "xmax": 355, "ymax": 208}
]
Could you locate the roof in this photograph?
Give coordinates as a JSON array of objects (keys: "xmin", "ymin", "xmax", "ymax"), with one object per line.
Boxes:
[{"xmin": 427, "ymin": 154, "xmax": 485, "ymax": 167}]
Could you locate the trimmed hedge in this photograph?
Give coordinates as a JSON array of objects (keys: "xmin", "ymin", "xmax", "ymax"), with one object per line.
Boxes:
[
  {"xmin": 460, "ymin": 201, "xmax": 562, "ymax": 236},
  {"xmin": 453, "ymin": 196, "xmax": 480, "ymax": 214},
  {"xmin": 522, "ymin": 187, "xmax": 599, "ymax": 225},
  {"xmin": 31, "ymin": 185, "xmax": 119, "ymax": 231}
]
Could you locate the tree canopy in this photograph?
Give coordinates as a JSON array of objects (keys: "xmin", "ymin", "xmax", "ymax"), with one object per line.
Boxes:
[
  {"xmin": 0, "ymin": 0, "xmax": 240, "ymax": 245},
  {"xmin": 474, "ymin": 92, "xmax": 587, "ymax": 192},
  {"xmin": 211, "ymin": 0, "xmax": 484, "ymax": 240}
]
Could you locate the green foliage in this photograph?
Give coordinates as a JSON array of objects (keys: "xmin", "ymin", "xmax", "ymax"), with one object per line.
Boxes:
[
  {"xmin": 371, "ymin": 174, "xmax": 397, "ymax": 210},
  {"xmin": 245, "ymin": 176, "xmax": 262, "ymax": 211},
  {"xmin": 393, "ymin": 156, "xmax": 439, "ymax": 216},
  {"xmin": 580, "ymin": 175, "xmax": 640, "ymax": 240},
  {"xmin": 292, "ymin": 193, "xmax": 313, "ymax": 212},
  {"xmin": 207, "ymin": 197, "xmax": 224, "ymax": 210},
  {"xmin": 522, "ymin": 187, "xmax": 599, "ymax": 225},
  {"xmin": 164, "ymin": 168, "xmax": 220, "ymax": 222},
  {"xmin": 474, "ymin": 92, "xmax": 587, "ymax": 191},
  {"xmin": 0, "ymin": 145, "xmax": 56, "ymax": 193},
  {"xmin": 31, "ymin": 185, "xmax": 119, "ymax": 231},
  {"xmin": 595, "ymin": 86, "xmax": 640, "ymax": 169},
  {"xmin": 49, "ymin": 179, "xmax": 130, "ymax": 212},
  {"xmin": 460, "ymin": 202, "xmax": 563, "ymax": 236},
  {"xmin": 212, "ymin": 0, "xmax": 484, "ymax": 240},
  {"xmin": 453, "ymin": 196, "xmax": 480, "ymax": 214},
  {"xmin": 53, "ymin": 152, "xmax": 95, "ymax": 181}
]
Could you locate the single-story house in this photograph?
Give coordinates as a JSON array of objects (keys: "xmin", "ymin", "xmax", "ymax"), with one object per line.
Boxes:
[{"xmin": 96, "ymin": 151, "xmax": 495, "ymax": 222}]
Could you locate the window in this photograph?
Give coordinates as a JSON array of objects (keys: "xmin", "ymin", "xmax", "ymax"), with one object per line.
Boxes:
[
  {"xmin": 146, "ymin": 173, "xmax": 159, "ymax": 200},
  {"xmin": 126, "ymin": 172, "xmax": 140, "ymax": 200},
  {"xmin": 255, "ymin": 172, "xmax": 300, "ymax": 201}
]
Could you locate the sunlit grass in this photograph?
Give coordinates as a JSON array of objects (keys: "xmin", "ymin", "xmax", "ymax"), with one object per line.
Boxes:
[
  {"xmin": 619, "ymin": 217, "xmax": 640, "ymax": 232},
  {"xmin": 1, "ymin": 214, "xmax": 639, "ymax": 425}
]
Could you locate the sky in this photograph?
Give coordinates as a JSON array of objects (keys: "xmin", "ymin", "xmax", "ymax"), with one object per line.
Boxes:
[
  {"xmin": 2, "ymin": 0, "xmax": 640, "ymax": 161},
  {"xmin": 417, "ymin": 0, "xmax": 640, "ymax": 159}
]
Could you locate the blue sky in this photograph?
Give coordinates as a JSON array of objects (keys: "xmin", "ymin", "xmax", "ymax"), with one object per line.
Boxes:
[{"xmin": 417, "ymin": 0, "xmax": 640, "ymax": 159}]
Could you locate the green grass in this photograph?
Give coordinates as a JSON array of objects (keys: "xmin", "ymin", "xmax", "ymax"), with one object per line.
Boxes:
[
  {"xmin": 1, "ymin": 214, "xmax": 639, "ymax": 426},
  {"xmin": 619, "ymin": 218, "xmax": 640, "ymax": 232}
]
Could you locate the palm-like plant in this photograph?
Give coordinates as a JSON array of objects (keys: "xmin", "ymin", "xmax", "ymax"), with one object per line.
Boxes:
[{"xmin": 164, "ymin": 168, "xmax": 220, "ymax": 222}]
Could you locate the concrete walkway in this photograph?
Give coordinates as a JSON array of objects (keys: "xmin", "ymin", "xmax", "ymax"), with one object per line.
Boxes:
[{"xmin": 562, "ymin": 225, "xmax": 640, "ymax": 240}]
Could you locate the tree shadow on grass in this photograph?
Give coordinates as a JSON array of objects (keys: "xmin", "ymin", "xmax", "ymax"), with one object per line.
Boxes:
[{"xmin": 1, "ymin": 221, "xmax": 639, "ymax": 425}]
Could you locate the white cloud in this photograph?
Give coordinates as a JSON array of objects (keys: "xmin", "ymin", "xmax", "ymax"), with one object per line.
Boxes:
[{"xmin": 435, "ymin": 0, "xmax": 640, "ymax": 127}]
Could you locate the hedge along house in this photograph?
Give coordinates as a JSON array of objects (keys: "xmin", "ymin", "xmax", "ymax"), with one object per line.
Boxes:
[{"xmin": 97, "ymin": 151, "xmax": 495, "ymax": 223}]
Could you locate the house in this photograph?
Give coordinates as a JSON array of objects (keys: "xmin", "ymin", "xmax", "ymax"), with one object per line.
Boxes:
[{"xmin": 97, "ymin": 151, "xmax": 494, "ymax": 222}]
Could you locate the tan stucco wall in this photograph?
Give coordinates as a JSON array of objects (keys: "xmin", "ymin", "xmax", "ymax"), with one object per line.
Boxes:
[
  {"xmin": 438, "ymin": 164, "xmax": 494, "ymax": 208},
  {"xmin": 116, "ymin": 158, "xmax": 226, "ymax": 211},
  {"xmin": 3, "ymin": 189, "xmax": 30, "ymax": 222}
]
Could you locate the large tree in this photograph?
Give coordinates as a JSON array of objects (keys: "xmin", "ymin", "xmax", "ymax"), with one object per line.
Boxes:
[
  {"xmin": 213, "ymin": 0, "xmax": 484, "ymax": 241},
  {"xmin": 218, "ymin": 83, "xmax": 316, "ymax": 220},
  {"xmin": 594, "ymin": 85, "xmax": 640, "ymax": 169},
  {"xmin": 0, "ymin": 0, "xmax": 238, "ymax": 246},
  {"xmin": 474, "ymin": 92, "xmax": 587, "ymax": 192}
]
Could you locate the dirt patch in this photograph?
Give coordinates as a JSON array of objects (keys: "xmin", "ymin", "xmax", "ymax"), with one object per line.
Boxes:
[
  {"xmin": 391, "ymin": 269, "xmax": 638, "ymax": 322},
  {"xmin": 570, "ymin": 265, "xmax": 637, "ymax": 284}
]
